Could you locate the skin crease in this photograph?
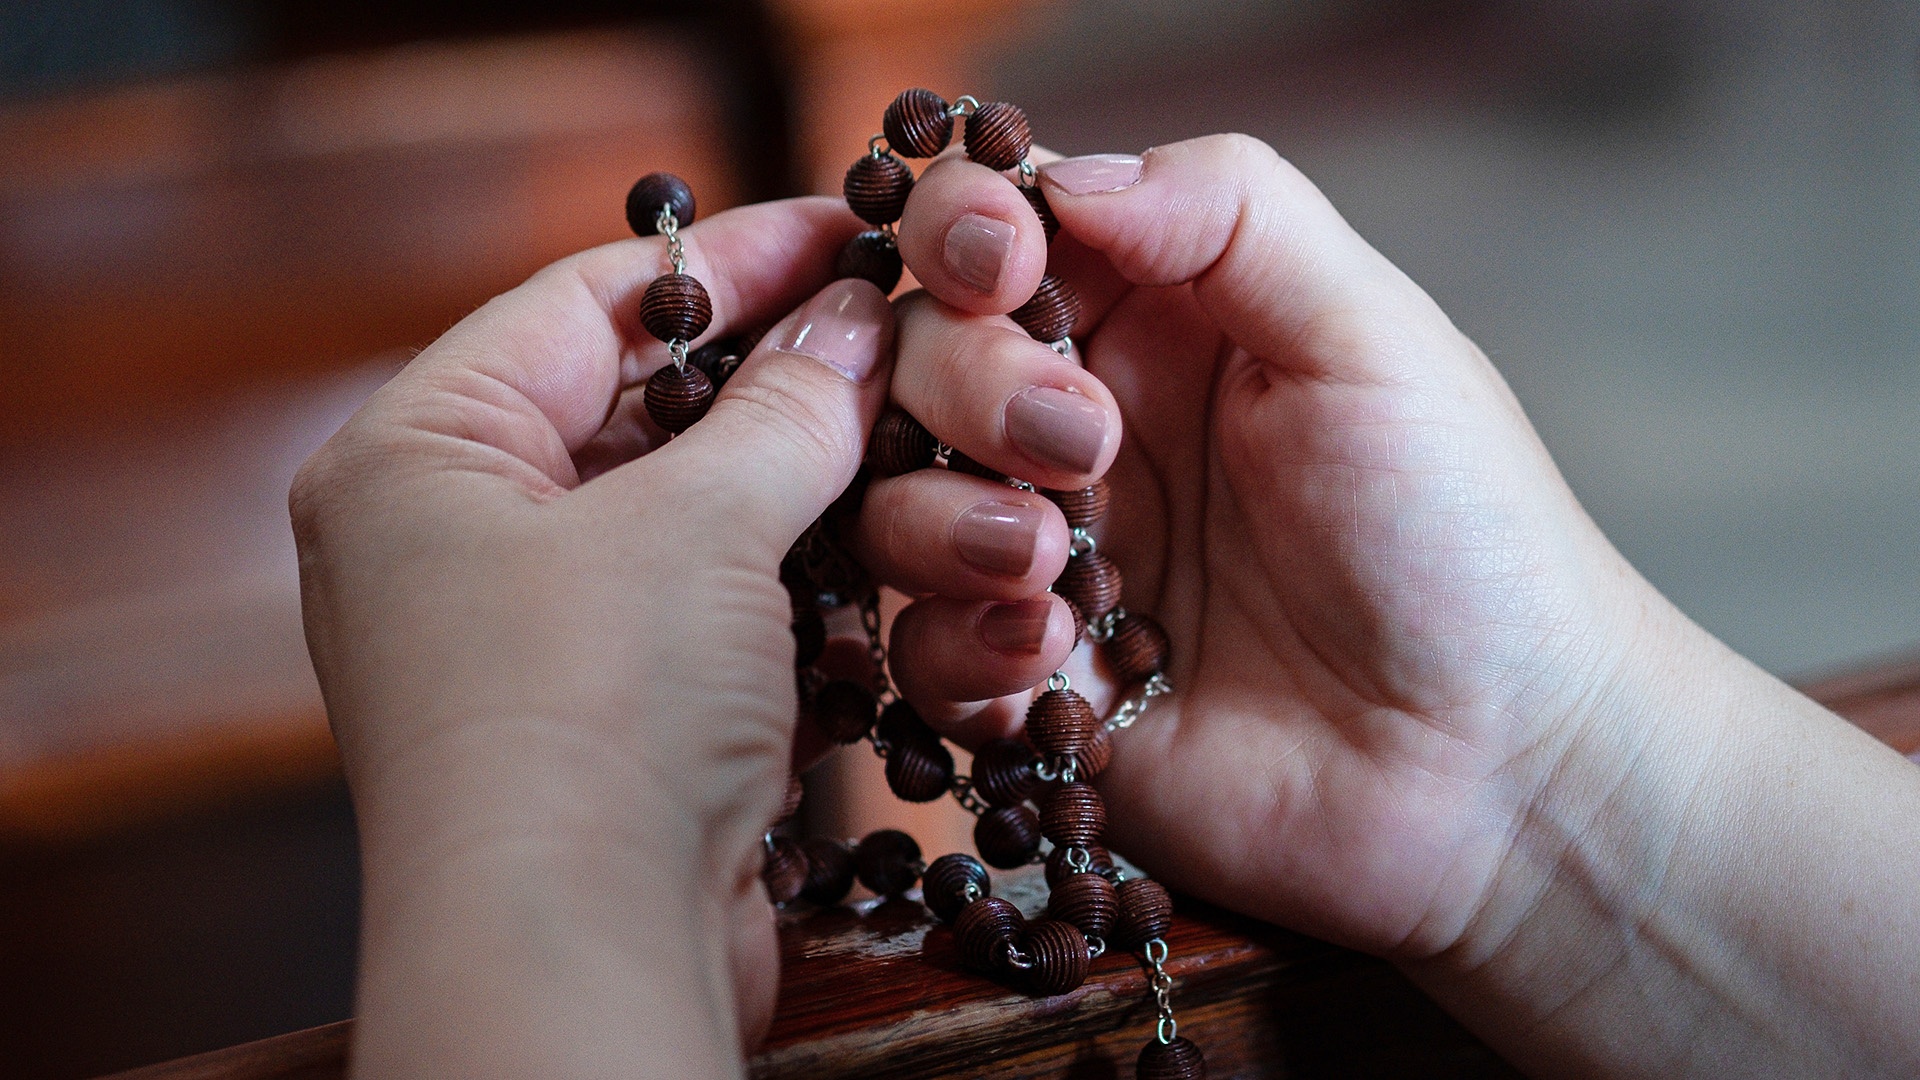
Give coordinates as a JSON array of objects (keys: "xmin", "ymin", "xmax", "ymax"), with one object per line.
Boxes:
[{"xmin": 295, "ymin": 136, "xmax": 1920, "ymax": 1080}]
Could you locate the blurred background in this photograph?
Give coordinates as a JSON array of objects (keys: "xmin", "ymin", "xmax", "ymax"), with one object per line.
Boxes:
[{"xmin": 1, "ymin": 0, "xmax": 1915, "ymax": 1075}]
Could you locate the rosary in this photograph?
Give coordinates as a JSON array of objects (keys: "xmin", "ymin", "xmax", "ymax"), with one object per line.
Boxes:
[{"xmin": 623, "ymin": 89, "xmax": 1203, "ymax": 1080}]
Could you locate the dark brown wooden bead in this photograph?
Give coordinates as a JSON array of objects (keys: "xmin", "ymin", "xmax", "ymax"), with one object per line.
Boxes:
[
  {"xmin": 811, "ymin": 679, "xmax": 877, "ymax": 744},
  {"xmin": 1021, "ymin": 183, "xmax": 1059, "ymax": 244},
  {"xmin": 1137, "ymin": 1036, "xmax": 1205, "ymax": 1080},
  {"xmin": 799, "ymin": 838, "xmax": 856, "ymax": 906},
  {"xmin": 1048, "ymin": 871, "xmax": 1119, "ymax": 938},
  {"xmin": 1024, "ymin": 688, "xmax": 1100, "ymax": 761},
  {"xmin": 639, "ymin": 272, "xmax": 713, "ymax": 343},
  {"xmin": 1078, "ymin": 721, "xmax": 1113, "ymax": 779},
  {"xmin": 1019, "ymin": 918, "xmax": 1090, "ymax": 996},
  {"xmin": 1042, "ymin": 480, "xmax": 1110, "ymax": 529},
  {"xmin": 885, "ymin": 737, "xmax": 955, "ymax": 803},
  {"xmin": 1045, "ymin": 842, "xmax": 1113, "ymax": 887},
  {"xmin": 624, "ymin": 172, "xmax": 695, "ymax": 236},
  {"xmin": 867, "ymin": 408, "xmax": 938, "ymax": 476},
  {"xmin": 971, "ymin": 737, "xmax": 1040, "ymax": 808},
  {"xmin": 1113, "ymin": 877, "xmax": 1175, "ymax": 949},
  {"xmin": 922, "ymin": 853, "xmax": 991, "ymax": 923},
  {"xmin": 792, "ymin": 606, "xmax": 826, "ymax": 668},
  {"xmin": 876, "ymin": 698, "xmax": 936, "ymax": 750},
  {"xmin": 974, "ymin": 804, "xmax": 1042, "ymax": 869},
  {"xmin": 835, "ymin": 229, "xmax": 903, "ymax": 294},
  {"xmin": 1053, "ymin": 550, "xmax": 1124, "ymax": 622},
  {"xmin": 688, "ymin": 336, "xmax": 749, "ymax": 391},
  {"xmin": 843, "ymin": 152, "xmax": 914, "ymax": 225},
  {"xmin": 1040, "ymin": 782, "xmax": 1107, "ymax": 847},
  {"xmin": 883, "ymin": 88, "xmax": 953, "ymax": 157},
  {"xmin": 953, "ymin": 895, "xmax": 1023, "ymax": 972},
  {"xmin": 962, "ymin": 100, "xmax": 1032, "ymax": 171},
  {"xmin": 854, "ymin": 829, "xmax": 922, "ymax": 896},
  {"xmin": 1067, "ymin": 596, "xmax": 1087, "ymax": 647},
  {"xmin": 944, "ymin": 448, "xmax": 1008, "ymax": 483},
  {"xmin": 1107, "ymin": 610, "xmax": 1171, "ymax": 683},
  {"xmin": 1010, "ymin": 274, "xmax": 1081, "ymax": 343},
  {"xmin": 761, "ymin": 837, "xmax": 809, "ymax": 906},
  {"xmin": 643, "ymin": 363, "xmax": 714, "ymax": 434},
  {"xmin": 772, "ymin": 775, "xmax": 805, "ymax": 826}
]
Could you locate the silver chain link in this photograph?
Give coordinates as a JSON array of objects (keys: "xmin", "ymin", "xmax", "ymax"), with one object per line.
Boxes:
[
  {"xmin": 1144, "ymin": 936, "xmax": 1177, "ymax": 1043},
  {"xmin": 1105, "ymin": 672, "xmax": 1173, "ymax": 733},
  {"xmin": 656, "ymin": 206, "xmax": 691, "ymax": 371}
]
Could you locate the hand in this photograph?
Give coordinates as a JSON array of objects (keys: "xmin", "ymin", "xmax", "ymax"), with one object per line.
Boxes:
[{"xmin": 292, "ymin": 197, "xmax": 891, "ymax": 1078}]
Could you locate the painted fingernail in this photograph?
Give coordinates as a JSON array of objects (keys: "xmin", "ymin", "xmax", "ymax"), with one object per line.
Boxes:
[
  {"xmin": 773, "ymin": 278, "xmax": 893, "ymax": 382},
  {"xmin": 953, "ymin": 502, "xmax": 1045, "ymax": 576},
  {"xmin": 979, "ymin": 597, "xmax": 1053, "ymax": 656},
  {"xmin": 1041, "ymin": 153, "xmax": 1144, "ymax": 195},
  {"xmin": 1005, "ymin": 386, "xmax": 1110, "ymax": 474},
  {"xmin": 943, "ymin": 213, "xmax": 1015, "ymax": 293}
]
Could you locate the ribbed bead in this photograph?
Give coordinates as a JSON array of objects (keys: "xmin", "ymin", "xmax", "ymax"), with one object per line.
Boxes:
[
  {"xmin": 687, "ymin": 336, "xmax": 748, "ymax": 391},
  {"xmin": 1045, "ymin": 842, "xmax": 1113, "ymax": 887},
  {"xmin": 883, "ymin": 88, "xmax": 953, "ymax": 157},
  {"xmin": 643, "ymin": 364, "xmax": 714, "ymax": 434},
  {"xmin": 761, "ymin": 837, "xmax": 809, "ymax": 905},
  {"xmin": 962, "ymin": 101, "xmax": 1032, "ymax": 171},
  {"xmin": 1048, "ymin": 871, "xmax": 1119, "ymax": 938},
  {"xmin": 922, "ymin": 853, "xmax": 991, "ymax": 923},
  {"xmin": 1107, "ymin": 610, "xmax": 1170, "ymax": 683},
  {"xmin": 791, "ymin": 606, "xmax": 825, "ymax": 668},
  {"xmin": 799, "ymin": 838, "xmax": 856, "ymax": 906},
  {"xmin": 1113, "ymin": 878, "xmax": 1175, "ymax": 949},
  {"xmin": 1021, "ymin": 183, "xmax": 1060, "ymax": 244},
  {"xmin": 811, "ymin": 679, "xmax": 877, "ymax": 744},
  {"xmin": 639, "ymin": 272, "xmax": 713, "ymax": 343},
  {"xmin": 1024, "ymin": 688, "xmax": 1099, "ymax": 761},
  {"xmin": 1010, "ymin": 274, "xmax": 1081, "ymax": 343},
  {"xmin": 954, "ymin": 895, "xmax": 1023, "ymax": 972},
  {"xmin": 1077, "ymin": 721, "xmax": 1114, "ymax": 779},
  {"xmin": 1054, "ymin": 550, "xmax": 1123, "ymax": 621},
  {"xmin": 945, "ymin": 449, "xmax": 1008, "ymax": 483},
  {"xmin": 854, "ymin": 829, "xmax": 922, "ymax": 896},
  {"xmin": 772, "ymin": 775, "xmax": 805, "ymax": 826},
  {"xmin": 835, "ymin": 230, "xmax": 903, "ymax": 293},
  {"xmin": 1040, "ymin": 782, "xmax": 1107, "ymax": 847},
  {"xmin": 868, "ymin": 408, "xmax": 938, "ymax": 476},
  {"xmin": 974, "ymin": 804, "xmax": 1042, "ymax": 869},
  {"xmin": 876, "ymin": 698, "xmax": 936, "ymax": 750},
  {"xmin": 1042, "ymin": 480, "xmax": 1110, "ymax": 529},
  {"xmin": 885, "ymin": 737, "xmax": 955, "ymax": 803},
  {"xmin": 844, "ymin": 152, "xmax": 914, "ymax": 225},
  {"xmin": 1020, "ymin": 919, "xmax": 1090, "ymax": 996},
  {"xmin": 624, "ymin": 172, "xmax": 695, "ymax": 236},
  {"xmin": 1136, "ymin": 1037, "xmax": 1206, "ymax": 1080},
  {"xmin": 970, "ymin": 737, "xmax": 1040, "ymax": 808},
  {"xmin": 1067, "ymin": 596, "xmax": 1087, "ymax": 646}
]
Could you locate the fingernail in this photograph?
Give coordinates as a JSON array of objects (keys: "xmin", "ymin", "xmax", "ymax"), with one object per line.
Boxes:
[
  {"xmin": 953, "ymin": 502, "xmax": 1045, "ymax": 576},
  {"xmin": 773, "ymin": 279, "xmax": 892, "ymax": 382},
  {"xmin": 1005, "ymin": 387, "xmax": 1110, "ymax": 474},
  {"xmin": 1041, "ymin": 153, "xmax": 1144, "ymax": 196},
  {"xmin": 943, "ymin": 213, "xmax": 1015, "ymax": 293},
  {"xmin": 979, "ymin": 597, "xmax": 1053, "ymax": 656}
]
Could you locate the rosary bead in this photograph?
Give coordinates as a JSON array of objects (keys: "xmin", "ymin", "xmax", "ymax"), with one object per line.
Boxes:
[
  {"xmin": 1010, "ymin": 274, "xmax": 1081, "ymax": 344},
  {"xmin": 1024, "ymin": 688, "xmax": 1100, "ymax": 761},
  {"xmin": 885, "ymin": 736, "xmax": 956, "ymax": 803},
  {"xmin": 868, "ymin": 407, "xmax": 939, "ymax": 476},
  {"xmin": 922, "ymin": 853, "xmax": 992, "ymax": 923},
  {"xmin": 688, "ymin": 336, "xmax": 749, "ymax": 391},
  {"xmin": 762, "ymin": 836, "xmax": 810, "ymax": 906},
  {"xmin": 1020, "ymin": 918, "xmax": 1091, "ymax": 996},
  {"xmin": 1054, "ymin": 550, "xmax": 1124, "ymax": 622},
  {"xmin": 971, "ymin": 737, "xmax": 1041, "ymax": 808},
  {"xmin": 945, "ymin": 448, "xmax": 1008, "ymax": 483},
  {"xmin": 974, "ymin": 804, "xmax": 1043, "ymax": 869},
  {"xmin": 854, "ymin": 829, "xmax": 923, "ymax": 896},
  {"xmin": 1042, "ymin": 480, "xmax": 1110, "ymax": 529},
  {"xmin": 1067, "ymin": 596, "xmax": 1087, "ymax": 647},
  {"xmin": 799, "ymin": 838, "xmax": 856, "ymax": 906},
  {"xmin": 835, "ymin": 230, "xmax": 904, "ymax": 294},
  {"xmin": 1048, "ymin": 871, "xmax": 1119, "ymax": 938},
  {"xmin": 1113, "ymin": 877, "xmax": 1174, "ymax": 949},
  {"xmin": 876, "ymin": 698, "xmax": 936, "ymax": 750},
  {"xmin": 1021, "ymin": 183, "xmax": 1060, "ymax": 244},
  {"xmin": 1040, "ymin": 782, "xmax": 1107, "ymax": 847},
  {"xmin": 773, "ymin": 775, "xmax": 805, "ymax": 826},
  {"xmin": 792, "ymin": 605, "xmax": 826, "ymax": 668},
  {"xmin": 811, "ymin": 679, "xmax": 878, "ymax": 744},
  {"xmin": 844, "ymin": 152, "xmax": 915, "ymax": 225},
  {"xmin": 624, "ymin": 172, "xmax": 696, "ymax": 236},
  {"xmin": 1077, "ymin": 721, "xmax": 1114, "ymax": 779},
  {"xmin": 643, "ymin": 363, "xmax": 715, "ymax": 434},
  {"xmin": 1107, "ymin": 610, "xmax": 1171, "ymax": 684},
  {"xmin": 954, "ymin": 895, "xmax": 1023, "ymax": 972},
  {"xmin": 883, "ymin": 88, "xmax": 953, "ymax": 157},
  {"xmin": 1045, "ymin": 842, "xmax": 1113, "ymax": 887},
  {"xmin": 1137, "ymin": 1037, "xmax": 1206, "ymax": 1080},
  {"xmin": 962, "ymin": 100, "xmax": 1032, "ymax": 172},
  {"xmin": 639, "ymin": 272, "xmax": 714, "ymax": 343}
]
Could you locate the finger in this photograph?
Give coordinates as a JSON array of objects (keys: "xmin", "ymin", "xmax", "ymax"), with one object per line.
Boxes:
[
  {"xmin": 887, "ymin": 593, "xmax": 1077, "ymax": 726},
  {"xmin": 1037, "ymin": 135, "xmax": 1464, "ymax": 383},
  {"xmin": 851, "ymin": 469, "xmax": 1070, "ymax": 599},
  {"xmin": 890, "ymin": 291, "xmax": 1121, "ymax": 488},
  {"xmin": 896, "ymin": 155, "xmax": 1049, "ymax": 315}
]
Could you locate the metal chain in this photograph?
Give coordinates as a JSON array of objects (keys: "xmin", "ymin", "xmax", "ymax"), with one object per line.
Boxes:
[
  {"xmin": 655, "ymin": 206, "xmax": 691, "ymax": 372},
  {"xmin": 1144, "ymin": 937, "xmax": 1178, "ymax": 1043},
  {"xmin": 948, "ymin": 774, "xmax": 991, "ymax": 816},
  {"xmin": 860, "ymin": 591, "xmax": 896, "ymax": 706},
  {"xmin": 1105, "ymin": 672, "xmax": 1173, "ymax": 733}
]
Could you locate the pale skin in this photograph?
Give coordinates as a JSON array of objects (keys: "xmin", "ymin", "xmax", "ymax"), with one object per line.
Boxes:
[{"xmin": 292, "ymin": 134, "xmax": 1920, "ymax": 1079}]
